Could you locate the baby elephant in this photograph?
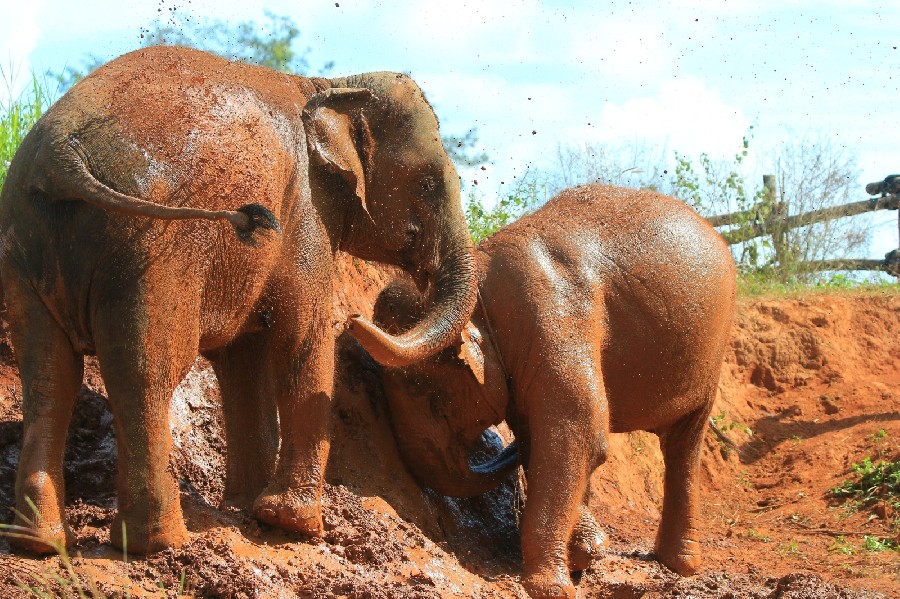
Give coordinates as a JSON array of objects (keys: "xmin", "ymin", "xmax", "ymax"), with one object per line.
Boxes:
[{"xmin": 372, "ymin": 184, "xmax": 735, "ymax": 599}]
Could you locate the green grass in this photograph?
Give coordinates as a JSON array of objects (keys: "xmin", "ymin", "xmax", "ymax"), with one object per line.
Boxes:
[
  {"xmin": 1, "ymin": 70, "xmax": 55, "ymax": 191},
  {"xmin": 0, "ymin": 498, "xmax": 104, "ymax": 598},
  {"xmin": 1, "ymin": 498, "xmax": 190, "ymax": 597},
  {"xmin": 737, "ymin": 272, "xmax": 899, "ymax": 298}
]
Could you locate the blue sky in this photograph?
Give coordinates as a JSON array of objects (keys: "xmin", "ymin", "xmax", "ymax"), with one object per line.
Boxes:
[{"xmin": 2, "ymin": 0, "xmax": 899, "ymax": 256}]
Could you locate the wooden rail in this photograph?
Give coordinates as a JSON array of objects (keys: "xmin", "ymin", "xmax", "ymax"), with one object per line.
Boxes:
[{"xmin": 705, "ymin": 175, "xmax": 900, "ymax": 277}]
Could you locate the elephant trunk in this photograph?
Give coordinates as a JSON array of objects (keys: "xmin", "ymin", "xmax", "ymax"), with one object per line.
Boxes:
[{"xmin": 348, "ymin": 220, "xmax": 477, "ymax": 367}]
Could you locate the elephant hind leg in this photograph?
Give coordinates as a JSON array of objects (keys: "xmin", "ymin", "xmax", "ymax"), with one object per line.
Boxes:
[
  {"xmin": 654, "ymin": 399, "xmax": 714, "ymax": 575},
  {"xmin": 208, "ymin": 333, "xmax": 278, "ymax": 510},
  {"xmin": 93, "ymin": 299, "xmax": 197, "ymax": 554},
  {"xmin": 5, "ymin": 279, "xmax": 83, "ymax": 554}
]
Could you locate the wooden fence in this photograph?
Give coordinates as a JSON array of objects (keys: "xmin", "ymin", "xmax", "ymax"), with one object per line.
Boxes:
[{"xmin": 705, "ymin": 175, "xmax": 900, "ymax": 277}]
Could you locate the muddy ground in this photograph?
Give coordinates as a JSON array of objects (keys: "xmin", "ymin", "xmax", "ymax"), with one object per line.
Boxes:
[{"xmin": 0, "ymin": 256, "xmax": 897, "ymax": 598}]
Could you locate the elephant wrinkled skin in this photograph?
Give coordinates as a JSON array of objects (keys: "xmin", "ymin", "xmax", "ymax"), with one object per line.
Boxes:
[
  {"xmin": 373, "ymin": 184, "xmax": 736, "ymax": 599},
  {"xmin": 0, "ymin": 47, "xmax": 477, "ymax": 554}
]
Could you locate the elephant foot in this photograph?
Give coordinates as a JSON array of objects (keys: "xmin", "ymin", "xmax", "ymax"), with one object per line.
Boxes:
[
  {"xmin": 253, "ymin": 487, "xmax": 323, "ymax": 537},
  {"xmin": 568, "ymin": 513, "xmax": 607, "ymax": 572},
  {"xmin": 7, "ymin": 519, "xmax": 74, "ymax": 555},
  {"xmin": 655, "ymin": 536, "xmax": 701, "ymax": 576},
  {"xmin": 110, "ymin": 511, "xmax": 189, "ymax": 554},
  {"xmin": 522, "ymin": 571, "xmax": 577, "ymax": 599}
]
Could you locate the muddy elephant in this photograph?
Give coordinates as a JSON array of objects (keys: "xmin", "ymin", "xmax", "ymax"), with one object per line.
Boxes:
[
  {"xmin": 372, "ymin": 184, "xmax": 735, "ymax": 599},
  {"xmin": 0, "ymin": 46, "xmax": 477, "ymax": 554}
]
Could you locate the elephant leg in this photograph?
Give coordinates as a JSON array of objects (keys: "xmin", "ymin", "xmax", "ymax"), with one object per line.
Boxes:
[
  {"xmin": 567, "ymin": 500, "xmax": 607, "ymax": 572},
  {"xmin": 654, "ymin": 401, "xmax": 713, "ymax": 575},
  {"xmin": 5, "ymin": 281, "xmax": 83, "ymax": 553},
  {"xmin": 252, "ymin": 317, "xmax": 333, "ymax": 537},
  {"xmin": 520, "ymin": 375, "xmax": 610, "ymax": 598},
  {"xmin": 208, "ymin": 334, "xmax": 278, "ymax": 510},
  {"xmin": 93, "ymin": 300, "xmax": 197, "ymax": 553}
]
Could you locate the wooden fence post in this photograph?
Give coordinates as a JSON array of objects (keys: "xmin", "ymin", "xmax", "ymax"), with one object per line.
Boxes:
[{"xmin": 764, "ymin": 175, "xmax": 790, "ymax": 277}]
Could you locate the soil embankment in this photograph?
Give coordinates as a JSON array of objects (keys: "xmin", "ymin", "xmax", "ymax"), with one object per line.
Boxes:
[{"xmin": 0, "ymin": 257, "xmax": 897, "ymax": 597}]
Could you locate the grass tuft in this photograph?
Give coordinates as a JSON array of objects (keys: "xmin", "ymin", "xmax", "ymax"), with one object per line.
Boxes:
[{"xmin": 1, "ymin": 68, "xmax": 57, "ymax": 191}]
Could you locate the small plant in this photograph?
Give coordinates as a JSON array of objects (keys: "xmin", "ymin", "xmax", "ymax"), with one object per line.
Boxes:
[
  {"xmin": 711, "ymin": 410, "xmax": 754, "ymax": 438},
  {"xmin": 709, "ymin": 410, "xmax": 752, "ymax": 457},
  {"xmin": 745, "ymin": 528, "xmax": 769, "ymax": 542},
  {"xmin": 831, "ymin": 456, "xmax": 900, "ymax": 511},
  {"xmin": 869, "ymin": 429, "xmax": 888, "ymax": 443},
  {"xmin": 1, "ymin": 72, "xmax": 56, "ymax": 191},
  {"xmin": 828, "ymin": 535, "xmax": 854, "ymax": 556},
  {"xmin": 862, "ymin": 535, "xmax": 897, "ymax": 552},
  {"xmin": 778, "ymin": 539, "xmax": 804, "ymax": 558}
]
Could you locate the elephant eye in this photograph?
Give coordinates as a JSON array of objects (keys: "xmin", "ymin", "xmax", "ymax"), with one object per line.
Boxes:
[{"xmin": 421, "ymin": 176, "xmax": 436, "ymax": 193}]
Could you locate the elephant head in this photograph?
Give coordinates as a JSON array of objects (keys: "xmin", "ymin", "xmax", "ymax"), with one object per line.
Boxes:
[
  {"xmin": 303, "ymin": 73, "xmax": 477, "ymax": 367},
  {"xmin": 372, "ymin": 279, "xmax": 518, "ymax": 497}
]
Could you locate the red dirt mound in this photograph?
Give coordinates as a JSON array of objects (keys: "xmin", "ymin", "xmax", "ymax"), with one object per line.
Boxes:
[{"xmin": 0, "ymin": 260, "xmax": 897, "ymax": 598}]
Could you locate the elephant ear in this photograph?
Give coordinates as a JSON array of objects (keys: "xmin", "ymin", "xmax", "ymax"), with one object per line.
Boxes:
[
  {"xmin": 457, "ymin": 323, "xmax": 485, "ymax": 385},
  {"xmin": 302, "ymin": 88, "xmax": 375, "ymax": 217}
]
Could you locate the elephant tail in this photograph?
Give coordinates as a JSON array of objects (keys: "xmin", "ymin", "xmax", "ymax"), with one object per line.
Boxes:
[{"xmin": 39, "ymin": 134, "xmax": 281, "ymax": 244}]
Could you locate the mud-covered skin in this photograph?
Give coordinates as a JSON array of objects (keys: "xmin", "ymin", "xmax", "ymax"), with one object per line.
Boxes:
[
  {"xmin": 0, "ymin": 46, "xmax": 477, "ymax": 554},
  {"xmin": 374, "ymin": 184, "xmax": 736, "ymax": 599}
]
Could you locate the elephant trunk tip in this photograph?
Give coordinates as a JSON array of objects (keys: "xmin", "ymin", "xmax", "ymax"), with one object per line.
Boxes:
[
  {"xmin": 351, "ymin": 249, "xmax": 477, "ymax": 367},
  {"xmin": 347, "ymin": 315, "xmax": 426, "ymax": 368}
]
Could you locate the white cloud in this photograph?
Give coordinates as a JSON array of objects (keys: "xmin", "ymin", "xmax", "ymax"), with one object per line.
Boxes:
[
  {"xmin": 0, "ymin": 0, "xmax": 44, "ymax": 96},
  {"xmin": 587, "ymin": 76, "xmax": 749, "ymax": 159}
]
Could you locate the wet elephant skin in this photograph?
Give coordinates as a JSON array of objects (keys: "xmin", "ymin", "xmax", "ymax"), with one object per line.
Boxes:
[
  {"xmin": 0, "ymin": 46, "xmax": 477, "ymax": 554},
  {"xmin": 373, "ymin": 184, "xmax": 736, "ymax": 599}
]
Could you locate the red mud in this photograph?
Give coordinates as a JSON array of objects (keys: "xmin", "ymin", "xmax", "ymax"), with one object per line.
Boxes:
[{"xmin": 0, "ymin": 257, "xmax": 897, "ymax": 597}]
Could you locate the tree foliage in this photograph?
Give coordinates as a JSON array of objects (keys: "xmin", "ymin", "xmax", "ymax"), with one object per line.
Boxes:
[
  {"xmin": 465, "ymin": 174, "xmax": 547, "ymax": 244},
  {"xmin": 55, "ymin": 11, "xmax": 328, "ymax": 91},
  {"xmin": 144, "ymin": 11, "xmax": 328, "ymax": 75},
  {"xmin": 550, "ymin": 141, "xmax": 668, "ymax": 194},
  {"xmin": 670, "ymin": 133, "xmax": 867, "ymax": 282}
]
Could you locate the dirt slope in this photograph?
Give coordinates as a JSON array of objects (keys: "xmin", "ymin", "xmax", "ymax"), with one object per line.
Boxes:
[{"xmin": 0, "ymin": 258, "xmax": 897, "ymax": 598}]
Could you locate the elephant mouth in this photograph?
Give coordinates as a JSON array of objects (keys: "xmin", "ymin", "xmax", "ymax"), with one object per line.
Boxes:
[{"xmin": 411, "ymin": 266, "xmax": 432, "ymax": 294}]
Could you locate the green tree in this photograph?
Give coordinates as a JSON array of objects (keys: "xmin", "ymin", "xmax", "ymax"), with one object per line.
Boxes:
[
  {"xmin": 465, "ymin": 173, "xmax": 547, "ymax": 244},
  {"xmin": 670, "ymin": 134, "xmax": 868, "ymax": 282},
  {"xmin": 55, "ymin": 12, "xmax": 330, "ymax": 91},
  {"xmin": 53, "ymin": 12, "xmax": 483, "ymax": 173},
  {"xmin": 550, "ymin": 140, "xmax": 668, "ymax": 194}
]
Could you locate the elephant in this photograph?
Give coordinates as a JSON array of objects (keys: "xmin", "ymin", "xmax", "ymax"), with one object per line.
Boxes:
[
  {"xmin": 0, "ymin": 46, "xmax": 477, "ymax": 554},
  {"xmin": 372, "ymin": 184, "xmax": 736, "ymax": 599}
]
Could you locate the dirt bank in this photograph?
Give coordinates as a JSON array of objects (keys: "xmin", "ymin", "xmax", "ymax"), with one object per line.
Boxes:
[{"xmin": 0, "ymin": 259, "xmax": 897, "ymax": 597}]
